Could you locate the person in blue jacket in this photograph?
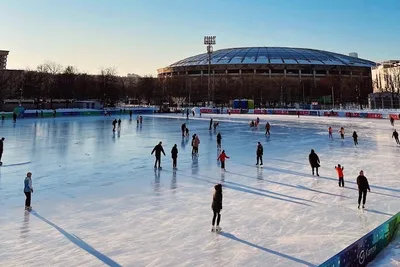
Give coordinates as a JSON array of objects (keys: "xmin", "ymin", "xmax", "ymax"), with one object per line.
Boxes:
[{"xmin": 24, "ymin": 172, "xmax": 33, "ymax": 211}]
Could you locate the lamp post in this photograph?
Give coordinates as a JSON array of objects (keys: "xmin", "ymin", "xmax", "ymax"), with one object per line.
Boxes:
[{"xmin": 204, "ymin": 36, "xmax": 216, "ymax": 107}]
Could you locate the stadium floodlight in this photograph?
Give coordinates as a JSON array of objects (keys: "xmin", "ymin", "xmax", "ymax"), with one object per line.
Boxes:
[{"xmin": 204, "ymin": 36, "xmax": 216, "ymax": 106}]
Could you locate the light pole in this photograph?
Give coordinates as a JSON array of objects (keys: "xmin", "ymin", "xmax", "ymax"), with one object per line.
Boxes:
[{"xmin": 204, "ymin": 36, "xmax": 216, "ymax": 107}]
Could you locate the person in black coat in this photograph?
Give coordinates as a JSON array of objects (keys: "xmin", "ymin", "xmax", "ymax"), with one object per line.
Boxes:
[
  {"xmin": 308, "ymin": 149, "xmax": 320, "ymax": 176},
  {"xmin": 171, "ymin": 144, "xmax": 178, "ymax": 169},
  {"xmin": 211, "ymin": 184, "xmax": 223, "ymax": 232},
  {"xmin": 256, "ymin": 142, "xmax": 263, "ymax": 166},
  {"xmin": 12, "ymin": 112, "xmax": 17, "ymax": 123},
  {"xmin": 209, "ymin": 118, "xmax": 213, "ymax": 131},
  {"xmin": 392, "ymin": 129, "xmax": 399, "ymax": 145},
  {"xmin": 357, "ymin": 170, "xmax": 370, "ymax": 209},
  {"xmin": 0, "ymin": 137, "xmax": 4, "ymax": 165},
  {"xmin": 112, "ymin": 119, "xmax": 117, "ymax": 132},
  {"xmin": 181, "ymin": 123, "xmax": 186, "ymax": 137},
  {"xmin": 216, "ymin": 133, "xmax": 222, "ymax": 149},
  {"xmin": 352, "ymin": 131, "xmax": 358, "ymax": 146},
  {"xmin": 151, "ymin": 142, "xmax": 166, "ymax": 169}
]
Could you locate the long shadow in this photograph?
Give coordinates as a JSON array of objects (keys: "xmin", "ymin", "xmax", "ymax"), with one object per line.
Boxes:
[
  {"xmin": 227, "ymin": 171, "xmax": 348, "ymax": 198},
  {"xmin": 31, "ymin": 211, "xmax": 122, "ymax": 267},
  {"xmin": 219, "ymin": 232, "xmax": 316, "ymax": 267},
  {"xmin": 1, "ymin": 161, "xmax": 32, "ymax": 167},
  {"xmin": 239, "ymin": 163, "xmax": 400, "ymax": 194},
  {"xmin": 178, "ymin": 170, "xmax": 310, "ymax": 206},
  {"xmin": 364, "ymin": 209, "xmax": 394, "ymax": 217},
  {"xmin": 225, "ymin": 181, "xmax": 317, "ymax": 203},
  {"xmin": 345, "ymin": 187, "xmax": 400, "ymax": 199},
  {"xmin": 265, "ymin": 157, "xmax": 308, "ymax": 166}
]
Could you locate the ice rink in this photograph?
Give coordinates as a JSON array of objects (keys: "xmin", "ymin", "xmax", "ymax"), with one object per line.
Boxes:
[{"xmin": 0, "ymin": 113, "xmax": 399, "ymax": 267}]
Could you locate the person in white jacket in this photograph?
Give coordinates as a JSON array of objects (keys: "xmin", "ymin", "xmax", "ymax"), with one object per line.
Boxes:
[{"xmin": 24, "ymin": 172, "xmax": 33, "ymax": 211}]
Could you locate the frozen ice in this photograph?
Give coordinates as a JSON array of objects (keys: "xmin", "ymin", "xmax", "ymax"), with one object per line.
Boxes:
[{"xmin": 0, "ymin": 114, "xmax": 399, "ymax": 267}]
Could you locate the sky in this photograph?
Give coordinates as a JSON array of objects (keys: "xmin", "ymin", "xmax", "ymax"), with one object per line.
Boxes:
[{"xmin": 1, "ymin": 0, "xmax": 400, "ymax": 76}]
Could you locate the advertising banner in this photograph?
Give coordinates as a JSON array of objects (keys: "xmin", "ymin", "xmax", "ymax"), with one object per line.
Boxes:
[
  {"xmin": 200, "ymin": 108, "xmax": 213, "ymax": 113},
  {"xmin": 346, "ymin": 112, "xmax": 360, "ymax": 117},
  {"xmin": 367, "ymin": 113, "xmax": 383, "ymax": 119},
  {"xmin": 319, "ymin": 212, "xmax": 400, "ymax": 267}
]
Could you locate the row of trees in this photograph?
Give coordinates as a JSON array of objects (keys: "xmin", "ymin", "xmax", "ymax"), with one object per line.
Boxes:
[{"xmin": 0, "ymin": 61, "xmax": 373, "ymax": 110}]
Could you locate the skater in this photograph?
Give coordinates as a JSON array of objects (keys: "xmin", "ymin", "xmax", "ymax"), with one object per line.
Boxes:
[
  {"xmin": 0, "ymin": 137, "xmax": 4, "ymax": 165},
  {"xmin": 117, "ymin": 119, "xmax": 122, "ymax": 130},
  {"xmin": 328, "ymin": 126, "xmax": 333, "ymax": 140},
  {"xmin": 53, "ymin": 109, "xmax": 56, "ymax": 118},
  {"xmin": 181, "ymin": 123, "xmax": 186, "ymax": 137},
  {"xmin": 308, "ymin": 149, "xmax": 320, "ymax": 176},
  {"xmin": 192, "ymin": 110, "xmax": 195, "ymax": 117},
  {"xmin": 139, "ymin": 116, "xmax": 143, "ymax": 124},
  {"xmin": 256, "ymin": 117, "xmax": 260, "ymax": 126},
  {"xmin": 392, "ymin": 129, "xmax": 400, "ymax": 145},
  {"xmin": 24, "ymin": 172, "xmax": 33, "ymax": 211},
  {"xmin": 390, "ymin": 116, "xmax": 394, "ymax": 126},
  {"xmin": 40, "ymin": 110, "xmax": 43, "ymax": 118},
  {"xmin": 339, "ymin": 127, "xmax": 345, "ymax": 139},
  {"xmin": 186, "ymin": 109, "xmax": 189, "ymax": 119},
  {"xmin": 352, "ymin": 131, "xmax": 358, "ymax": 146},
  {"xmin": 216, "ymin": 132, "xmax": 222, "ymax": 149},
  {"xmin": 192, "ymin": 134, "xmax": 200, "ymax": 156},
  {"xmin": 112, "ymin": 119, "xmax": 117, "ymax": 132},
  {"xmin": 217, "ymin": 150, "xmax": 230, "ymax": 171},
  {"xmin": 13, "ymin": 112, "xmax": 17, "ymax": 123},
  {"xmin": 250, "ymin": 120, "xmax": 255, "ymax": 128},
  {"xmin": 211, "ymin": 184, "xmax": 223, "ymax": 232},
  {"xmin": 151, "ymin": 142, "xmax": 165, "ymax": 169},
  {"xmin": 36, "ymin": 110, "xmax": 38, "ymax": 117},
  {"xmin": 185, "ymin": 127, "xmax": 189, "ymax": 137},
  {"xmin": 265, "ymin": 122, "xmax": 270, "ymax": 135},
  {"xmin": 136, "ymin": 115, "xmax": 140, "ymax": 125},
  {"xmin": 297, "ymin": 111, "xmax": 300, "ymax": 118},
  {"xmin": 209, "ymin": 118, "xmax": 213, "ymax": 131},
  {"xmin": 1, "ymin": 112, "xmax": 4, "ymax": 121},
  {"xmin": 335, "ymin": 164, "xmax": 345, "ymax": 187},
  {"xmin": 256, "ymin": 142, "xmax": 263, "ymax": 166},
  {"xmin": 357, "ymin": 170, "xmax": 370, "ymax": 209},
  {"xmin": 213, "ymin": 121, "xmax": 219, "ymax": 130},
  {"xmin": 129, "ymin": 110, "xmax": 133, "ymax": 120},
  {"xmin": 171, "ymin": 144, "xmax": 178, "ymax": 169}
]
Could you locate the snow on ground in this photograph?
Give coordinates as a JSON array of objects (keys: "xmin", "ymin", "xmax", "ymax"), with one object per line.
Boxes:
[{"xmin": 0, "ymin": 114, "xmax": 399, "ymax": 267}]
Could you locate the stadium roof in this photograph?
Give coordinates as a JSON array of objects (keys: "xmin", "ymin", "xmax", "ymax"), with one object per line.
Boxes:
[{"xmin": 168, "ymin": 47, "xmax": 376, "ymax": 68}]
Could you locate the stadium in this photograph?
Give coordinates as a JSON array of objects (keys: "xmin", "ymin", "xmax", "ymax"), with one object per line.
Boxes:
[{"xmin": 158, "ymin": 47, "xmax": 376, "ymax": 107}]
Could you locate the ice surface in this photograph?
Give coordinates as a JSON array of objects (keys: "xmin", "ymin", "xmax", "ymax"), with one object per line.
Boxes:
[{"xmin": 0, "ymin": 114, "xmax": 399, "ymax": 267}]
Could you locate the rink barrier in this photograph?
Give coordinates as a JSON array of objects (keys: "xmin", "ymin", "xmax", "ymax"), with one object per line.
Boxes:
[
  {"xmin": 1, "ymin": 108, "xmax": 157, "ymax": 119},
  {"xmin": 318, "ymin": 211, "xmax": 400, "ymax": 267},
  {"xmin": 197, "ymin": 108, "xmax": 400, "ymax": 120}
]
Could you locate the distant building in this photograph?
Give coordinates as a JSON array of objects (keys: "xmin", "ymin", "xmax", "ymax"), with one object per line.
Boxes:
[
  {"xmin": 371, "ymin": 60, "xmax": 400, "ymax": 93},
  {"xmin": 349, "ymin": 52, "xmax": 358, "ymax": 58},
  {"xmin": 0, "ymin": 50, "xmax": 9, "ymax": 69}
]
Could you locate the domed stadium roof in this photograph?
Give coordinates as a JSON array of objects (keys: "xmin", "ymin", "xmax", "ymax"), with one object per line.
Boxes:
[{"xmin": 168, "ymin": 47, "xmax": 375, "ymax": 68}]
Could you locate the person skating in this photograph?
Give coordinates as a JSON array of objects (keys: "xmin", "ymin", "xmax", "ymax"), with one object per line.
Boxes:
[
  {"xmin": 181, "ymin": 123, "xmax": 186, "ymax": 137},
  {"xmin": 192, "ymin": 110, "xmax": 195, "ymax": 117},
  {"xmin": 308, "ymin": 149, "xmax": 320, "ymax": 176},
  {"xmin": 139, "ymin": 116, "xmax": 143, "ymax": 124},
  {"xmin": 185, "ymin": 127, "xmax": 189, "ymax": 137},
  {"xmin": 392, "ymin": 129, "xmax": 400, "ymax": 145},
  {"xmin": 357, "ymin": 170, "xmax": 370, "ymax": 209},
  {"xmin": 192, "ymin": 134, "xmax": 200, "ymax": 156},
  {"xmin": 0, "ymin": 137, "xmax": 4, "ymax": 165},
  {"xmin": 335, "ymin": 164, "xmax": 345, "ymax": 187},
  {"xmin": 216, "ymin": 132, "xmax": 222, "ymax": 149},
  {"xmin": 112, "ymin": 119, "xmax": 117, "ymax": 132},
  {"xmin": 265, "ymin": 122, "xmax": 270, "ymax": 135},
  {"xmin": 209, "ymin": 118, "xmax": 213, "ymax": 131},
  {"xmin": 390, "ymin": 116, "xmax": 394, "ymax": 127},
  {"xmin": 256, "ymin": 142, "xmax": 263, "ymax": 166},
  {"xmin": 129, "ymin": 110, "xmax": 133, "ymax": 120},
  {"xmin": 12, "ymin": 112, "xmax": 17, "ymax": 123},
  {"xmin": 171, "ymin": 144, "xmax": 178, "ymax": 169},
  {"xmin": 1, "ymin": 112, "xmax": 4, "ymax": 121},
  {"xmin": 136, "ymin": 115, "xmax": 140, "ymax": 125},
  {"xmin": 53, "ymin": 109, "xmax": 57, "ymax": 118},
  {"xmin": 213, "ymin": 121, "xmax": 219, "ymax": 130},
  {"xmin": 211, "ymin": 184, "xmax": 223, "ymax": 232},
  {"xmin": 40, "ymin": 110, "xmax": 43, "ymax": 118},
  {"xmin": 339, "ymin": 127, "xmax": 345, "ymax": 140},
  {"xmin": 24, "ymin": 172, "xmax": 33, "ymax": 211},
  {"xmin": 186, "ymin": 109, "xmax": 189, "ymax": 119},
  {"xmin": 256, "ymin": 117, "xmax": 260, "ymax": 127},
  {"xmin": 117, "ymin": 119, "xmax": 122, "ymax": 130},
  {"xmin": 151, "ymin": 142, "xmax": 166, "ymax": 169},
  {"xmin": 352, "ymin": 131, "xmax": 358, "ymax": 146},
  {"xmin": 328, "ymin": 126, "xmax": 333, "ymax": 140},
  {"xmin": 217, "ymin": 150, "xmax": 230, "ymax": 171}
]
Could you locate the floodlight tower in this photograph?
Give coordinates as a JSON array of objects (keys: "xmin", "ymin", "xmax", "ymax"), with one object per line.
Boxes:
[{"xmin": 204, "ymin": 36, "xmax": 216, "ymax": 106}]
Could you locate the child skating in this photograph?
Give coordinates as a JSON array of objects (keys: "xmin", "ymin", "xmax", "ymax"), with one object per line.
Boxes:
[
  {"xmin": 211, "ymin": 184, "xmax": 223, "ymax": 232},
  {"xmin": 24, "ymin": 172, "xmax": 33, "ymax": 211},
  {"xmin": 217, "ymin": 150, "xmax": 230, "ymax": 171},
  {"xmin": 335, "ymin": 164, "xmax": 345, "ymax": 187},
  {"xmin": 339, "ymin": 127, "xmax": 345, "ymax": 140},
  {"xmin": 265, "ymin": 122, "xmax": 270, "ymax": 135},
  {"xmin": 328, "ymin": 126, "xmax": 333, "ymax": 140}
]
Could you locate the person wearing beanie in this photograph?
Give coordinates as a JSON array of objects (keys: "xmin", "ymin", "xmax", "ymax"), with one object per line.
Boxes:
[{"xmin": 211, "ymin": 184, "xmax": 223, "ymax": 232}]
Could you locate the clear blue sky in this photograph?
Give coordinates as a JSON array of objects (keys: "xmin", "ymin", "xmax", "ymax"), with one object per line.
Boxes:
[{"xmin": 1, "ymin": 0, "xmax": 399, "ymax": 76}]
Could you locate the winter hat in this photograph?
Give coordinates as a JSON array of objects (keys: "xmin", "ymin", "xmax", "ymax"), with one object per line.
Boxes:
[
  {"xmin": 214, "ymin": 184, "xmax": 222, "ymax": 191},
  {"xmin": 311, "ymin": 149, "xmax": 315, "ymax": 153}
]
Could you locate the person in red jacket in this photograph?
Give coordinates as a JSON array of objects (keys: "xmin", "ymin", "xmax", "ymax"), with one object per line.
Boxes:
[
  {"xmin": 335, "ymin": 164, "xmax": 344, "ymax": 187},
  {"xmin": 217, "ymin": 150, "xmax": 230, "ymax": 171}
]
